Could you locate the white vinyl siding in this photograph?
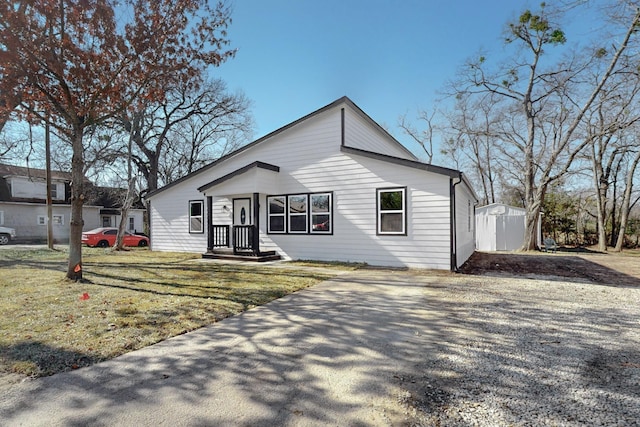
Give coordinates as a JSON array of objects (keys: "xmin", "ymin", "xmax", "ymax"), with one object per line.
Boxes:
[
  {"xmin": 148, "ymin": 99, "xmax": 472, "ymax": 269},
  {"xmin": 343, "ymin": 107, "xmax": 417, "ymax": 160},
  {"xmin": 0, "ymin": 202, "xmax": 102, "ymax": 243},
  {"xmin": 455, "ymin": 183, "xmax": 476, "ymax": 268}
]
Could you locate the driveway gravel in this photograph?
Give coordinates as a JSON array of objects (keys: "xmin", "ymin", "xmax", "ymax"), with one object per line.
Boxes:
[
  {"xmin": 401, "ymin": 268, "xmax": 640, "ymax": 426},
  {"xmin": 0, "ymin": 254, "xmax": 639, "ymax": 426}
]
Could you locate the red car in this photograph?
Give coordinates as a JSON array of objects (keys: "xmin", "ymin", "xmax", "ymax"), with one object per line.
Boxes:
[{"xmin": 81, "ymin": 227, "xmax": 149, "ymax": 248}]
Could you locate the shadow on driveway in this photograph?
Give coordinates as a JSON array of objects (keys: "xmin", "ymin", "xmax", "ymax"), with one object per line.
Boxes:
[{"xmin": 1, "ymin": 267, "xmax": 638, "ymax": 426}]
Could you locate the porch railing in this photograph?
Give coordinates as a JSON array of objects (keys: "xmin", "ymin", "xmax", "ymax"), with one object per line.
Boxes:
[
  {"xmin": 211, "ymin": 224, "xmax": 229, "ymax": 247},
  {"xmin": 233, "ymin": 225, "xmax": 255, "ymax": 254}
]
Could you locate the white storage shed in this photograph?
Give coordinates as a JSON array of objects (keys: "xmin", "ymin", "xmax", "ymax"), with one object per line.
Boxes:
[{"xmin": 475, "ymin": 203, "xmax": 537, "ymax": 251}]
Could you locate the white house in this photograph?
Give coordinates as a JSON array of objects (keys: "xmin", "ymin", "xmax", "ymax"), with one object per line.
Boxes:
[
  {"xmin": 147, "ymin": 97, "xmax": 478, "ymax": 270},
  {"xmin": 0, "ymin": 164, "xmax": 146, "ymax": 243},
  {"xmin": 475, "ymin": 203, "xmax": 540, "ymax": 251}
]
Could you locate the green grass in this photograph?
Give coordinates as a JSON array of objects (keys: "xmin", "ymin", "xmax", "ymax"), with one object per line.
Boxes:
[{"xmin": 0, "ymin": 247, "xmax": 354, "ymax": 378}]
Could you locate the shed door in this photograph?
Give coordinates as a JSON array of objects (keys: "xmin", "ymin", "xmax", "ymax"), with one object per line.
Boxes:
[{"xmin": 233, "ymin": 198, "xmax": 252, "ymax": 226}]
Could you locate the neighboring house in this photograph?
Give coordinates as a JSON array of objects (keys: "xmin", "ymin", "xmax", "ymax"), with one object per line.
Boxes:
[
  {"xmin": 0, "ymin": 164, "xmax": 146, "ymax": 243},
  {"xmin": 85, "ymin": 186, "xmax": 147, "ymax": 235},
  {"xmin": 475, "ymin": 203, "xmax": 541, "ymax": 251},
  {"xmin": 147, "ymin": 97, "xmax": 478, "ymax": 270}
]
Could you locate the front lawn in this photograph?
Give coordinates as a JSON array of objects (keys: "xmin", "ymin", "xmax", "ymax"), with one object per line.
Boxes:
[{"xmin": 0, "ymin": 247, "xmax": 350, "ymax": 378}]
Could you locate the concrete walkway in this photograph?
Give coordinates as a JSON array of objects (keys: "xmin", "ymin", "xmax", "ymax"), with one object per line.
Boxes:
[{"xmin": 0, "ymin": 270, "xmax": 440, "ymax": 426}]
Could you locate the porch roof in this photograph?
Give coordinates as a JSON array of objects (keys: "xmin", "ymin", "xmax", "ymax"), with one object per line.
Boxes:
[{"xmin": 197, "ymin": 161, "xmax": 280, "ymax": 195}]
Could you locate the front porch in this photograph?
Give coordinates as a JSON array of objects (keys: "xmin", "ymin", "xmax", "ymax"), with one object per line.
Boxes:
[
  {"xmin": 198, "ymin": 162, "xmax": 282, "ymax": 263},
  {"xmin": 202, "ymin": 223, "xmax": 281, "ymax": 262}
]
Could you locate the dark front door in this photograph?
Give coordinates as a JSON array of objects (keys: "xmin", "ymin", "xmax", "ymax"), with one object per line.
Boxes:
[
  {"xmin": 233, "ymin": 198, "xmax": 251, "ymax": 226},
  {"xmin": 232, "ymin": 198, "xmax": 253, "ymax": 252}
]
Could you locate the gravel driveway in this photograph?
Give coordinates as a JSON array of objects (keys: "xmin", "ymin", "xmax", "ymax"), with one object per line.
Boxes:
[
  {"xmin": 399, "ymin": 263, "xmax": 640, "ymax": 426},
  {"xmin": 1, "ymin": 253, "xmax": 639, "ymax": 426}
]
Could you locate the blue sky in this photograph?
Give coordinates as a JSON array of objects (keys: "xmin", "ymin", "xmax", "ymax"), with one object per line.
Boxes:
[{"xmin": 212, "ymin": 0, "xmax": 535, "ymax": 162}]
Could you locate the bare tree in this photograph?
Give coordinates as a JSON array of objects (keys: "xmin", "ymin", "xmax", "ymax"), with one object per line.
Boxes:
[
  {"xmin": 121, "ymin": 78, "xmax": 253, "ymax": 192},
  {"xmin": 398, "ymin": 109, "xmax": 436, "ymax": 163},
  {"xmin": 1, "ymin": 0, "xmax": 236, "ymax": 280},
  {"xmin": 613, "ymin": 142, "xmax": 640, "ymax": 251},
  {"xmin": 442, "ymin": 92, "xmax": 502, "ymax": 205},
  {"xmin": 449, "ymin": 3, "xmax": 640, "ymax": 250}
]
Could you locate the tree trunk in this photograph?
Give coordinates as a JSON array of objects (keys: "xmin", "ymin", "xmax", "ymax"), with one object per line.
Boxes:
[
  {"xmin": 609, "ymin": 162, "xmax": 621, "ymax": 248},
  {"xmin": 614, "ymin": 150, "xmax": 640, "ymax": 252},
  {"xmin": 66, "ymin": 127, "xmax": 84, "ymax": 281},
  {"xmin": 591, "ymin": 141, "xmax": 608, "ymax": 252},
  {"xmin": 522, "ymin": 103, "xmax": 538, "ymax": 250},
  {"xmin": 115, "ymin": 178, "xmax": 136, "ymax": 250},
  {"xmin": 147, "ymin": 151, "xmax": 160, "ymax": 192},
  {"xmin": 594, "ymin": 182, "xmax": 608, "ymax": 252},
  {"xmin": 116, "ymin": 122, "xmax": 136, "ymax": 250}
]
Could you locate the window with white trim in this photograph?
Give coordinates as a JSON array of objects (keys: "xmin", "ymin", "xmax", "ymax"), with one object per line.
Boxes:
[
  {"xmin": 288, "ymin": 194, "xmax": 308, "ymax": 233},
  {"xmin": 128, "ymin": 217, "xmax": 135, "ymax": 231},
  {"xmin": 37, "ymin": 215, "xmax": 64, "ymax": 225},
  {"xmin": 267, "ymin": 196, "xmax": 286, "ymax": 233},
  {"xmin": 377, "ymin": 187, "xmax": 406, "ymax": 235},
  {"xmin": 310, "ymin": 193, "xmax": 331, "ymax": 234},
  {"xmin": 189, "ymin": 200, "xmax": 204, "ymax": 233}
]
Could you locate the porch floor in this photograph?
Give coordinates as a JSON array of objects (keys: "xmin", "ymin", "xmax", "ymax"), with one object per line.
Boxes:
[{"xmin": 202, "ymin": 248, "xmax": 282, "ymax": 262}]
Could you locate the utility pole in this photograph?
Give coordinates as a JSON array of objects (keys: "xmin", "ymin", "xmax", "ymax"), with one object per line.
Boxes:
[{"xmin": 45, "ymin": 117, "xmax": 54, "ymax": 249}]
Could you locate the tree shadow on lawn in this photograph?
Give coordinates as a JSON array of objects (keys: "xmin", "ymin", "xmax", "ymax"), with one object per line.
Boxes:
[
  {"xmin": 0, "ymin": 270, "xmax": 638, "ymax": 426},
  {"xmin": 460, "ymin": 251, "xmax": 640, "ymax": 288},
  {"xmin": 0, "ymin": 341, "xmax": 101, "ymax": 378}
]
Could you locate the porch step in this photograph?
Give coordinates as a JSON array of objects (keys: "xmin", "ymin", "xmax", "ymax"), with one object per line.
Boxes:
[{"xmin": 202, "ymin": 249, "xmax": 281, "ymax": 262}]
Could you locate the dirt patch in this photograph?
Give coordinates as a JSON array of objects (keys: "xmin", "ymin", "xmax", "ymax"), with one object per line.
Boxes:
[{"xmin": 459, "ymin": 250, "xmax": 640, "ymax": 287}]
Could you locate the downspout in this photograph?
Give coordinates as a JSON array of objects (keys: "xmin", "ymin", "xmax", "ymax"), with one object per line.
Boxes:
[
  {"xmin": 473, "ymin": 200, "xmax": 478, "ymax": 256},
  {"xmin": 450, "ymin": 173, "xmax": 463, "ymax": 272}
]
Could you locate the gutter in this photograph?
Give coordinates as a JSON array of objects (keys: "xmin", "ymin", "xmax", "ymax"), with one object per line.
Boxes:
[{"xmin": 450, "ymin": 173, "xmax": 463, "ymax": 272}]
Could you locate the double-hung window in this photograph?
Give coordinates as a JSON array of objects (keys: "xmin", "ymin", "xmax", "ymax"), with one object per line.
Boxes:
[
  {"xmin": 377, "ymin": 187, "xmax": 406, "ymax": 235},
  {"xmin": 267, "ymin": 196, "xmax": 286, "ymax": 233},
  {"xmin": 310, "ymin": 193, "xmax": 331, "ymax": 234},
  {"xmin": 189, "ymin": 200, "xmax": 204, "ymax": 233},
  {"xmin": 288, "ymin": 194, "xmax": 308, "ymax": 233}
]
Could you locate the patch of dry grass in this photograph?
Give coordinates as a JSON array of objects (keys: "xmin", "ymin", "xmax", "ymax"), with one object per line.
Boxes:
[{"xmin": 0, "ymin": 247, "xmax": 350, "ymax": 378}]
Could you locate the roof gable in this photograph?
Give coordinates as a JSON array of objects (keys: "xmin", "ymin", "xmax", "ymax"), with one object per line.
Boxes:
[
  {"xmin": 197, "ymin": 161, "xmax": 279, "ymax": 192},
  {"xmin": 147, "ymin": 96, "xmax": 417, "ymax": 199}
]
